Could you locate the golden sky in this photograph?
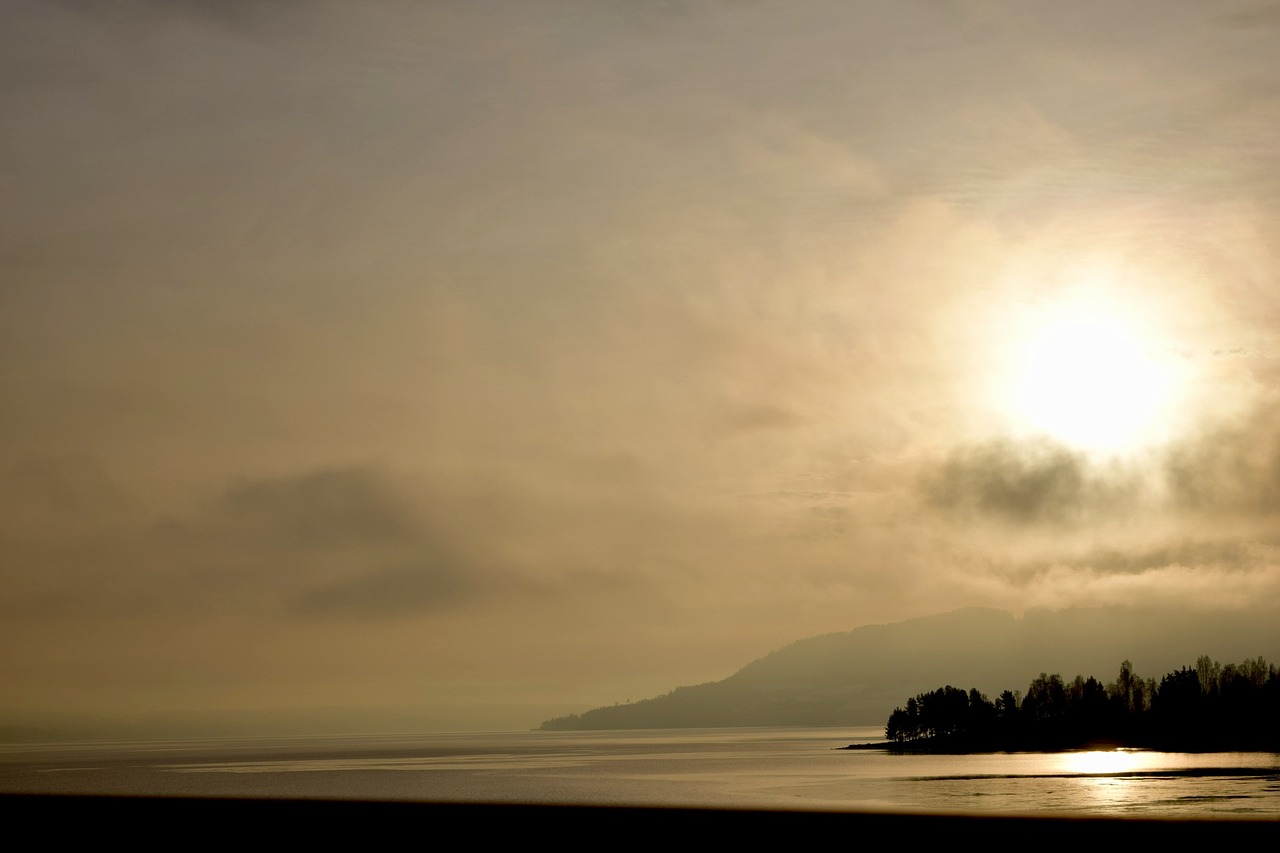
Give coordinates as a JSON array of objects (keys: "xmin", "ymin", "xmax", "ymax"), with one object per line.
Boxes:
[{"xmin": 4, "ymin": 1, "xmax": 1280, "ymax": 732}]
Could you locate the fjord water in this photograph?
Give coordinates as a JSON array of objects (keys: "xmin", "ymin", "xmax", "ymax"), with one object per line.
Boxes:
[{"xmin": 4, "ymin": 727, "xmax": 1279, "ymax": 818}]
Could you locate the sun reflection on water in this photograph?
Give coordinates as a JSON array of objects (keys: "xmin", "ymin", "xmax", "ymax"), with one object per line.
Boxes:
[
  {"xmin": 1054, "ymin": 750, "xmax": 1167, "ymax": 814},
  {"xmin": 1058, "ymin": 749, "xmax": 1158, "ymax": 776}
]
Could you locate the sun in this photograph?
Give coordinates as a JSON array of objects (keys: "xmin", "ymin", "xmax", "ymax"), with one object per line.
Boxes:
[{"xmin": 990, "ymin": 273, "xmax": 1186, "ymax": 455}]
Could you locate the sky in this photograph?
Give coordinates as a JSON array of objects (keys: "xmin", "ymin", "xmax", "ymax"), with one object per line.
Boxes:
[{"xmin": 3, "ymin": 0, "xmax": 1280, "ymax": 733}]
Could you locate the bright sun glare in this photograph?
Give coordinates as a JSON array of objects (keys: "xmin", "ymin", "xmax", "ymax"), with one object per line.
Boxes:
[
  {"xmin": 1059, "ymin": 749, "xmax": 1159, "ymax": 776},
  {"xmin": 994, "ymin": 272, "xmax": 1185, "ymax": 454}
]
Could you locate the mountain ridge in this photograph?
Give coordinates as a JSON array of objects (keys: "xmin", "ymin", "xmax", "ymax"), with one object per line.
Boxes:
[{"xmin": 540, "ymin": 606, "xmax": 1280, "ymax": 730}]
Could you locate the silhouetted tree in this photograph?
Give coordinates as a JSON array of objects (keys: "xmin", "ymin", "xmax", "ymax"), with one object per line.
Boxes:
[
  {"xmin": 1195, "ymin": 655, "xmax": 1221, "ymax": 697},
  {"xmin": 881, "ymin": 656, "xmax": 1280, "ymax": 753}
]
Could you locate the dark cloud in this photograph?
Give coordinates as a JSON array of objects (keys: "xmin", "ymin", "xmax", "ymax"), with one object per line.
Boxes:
[
  {"xmin": 926, "ymin": 410, "xmax": 1280, "ymax": 526},
  {"xmin": 182, "ymin": 466, "xmax": 505, "ymax": 617},
  {"xmin": 0, "ymin": 464, "xmax": 508, "ymax": 619},
  {"xmin": 1163, "ymin": 405, "xmax": 1280, "ymax": 515},
  {"xmin": 922, "ymin": 439, "xmax": 1143, "ymax": 524},
  {"xmin": 1012, "ymin": 540, "xmax": 1261, "ymax": 580},
  {"xmin": 214, "ymin": 467, "xmax": 417, "ymax": 550},
  {"xmin": 1079, "ymin": 540, "xmax": 1258, "ymax": 574},
  {"xmin": 294, "ymin": 561, "xmax": 477, "ymax": 617}
]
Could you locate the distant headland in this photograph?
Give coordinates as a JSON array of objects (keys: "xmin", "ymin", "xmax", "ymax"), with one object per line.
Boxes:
[{"xmin": 539, "ymin": 606, "xmax": 1280, "ymax": 731}]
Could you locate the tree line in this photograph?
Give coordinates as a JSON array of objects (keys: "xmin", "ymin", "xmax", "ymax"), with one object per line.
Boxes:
[{"xmin": 884, "ymin": 657, "xmax": 1280, "ymax": 751}]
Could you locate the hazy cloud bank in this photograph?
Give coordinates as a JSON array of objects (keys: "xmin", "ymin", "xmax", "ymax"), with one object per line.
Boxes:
[{"xmin": 7, "ymin": 0, "xmax": 1280, "ymax": 728}]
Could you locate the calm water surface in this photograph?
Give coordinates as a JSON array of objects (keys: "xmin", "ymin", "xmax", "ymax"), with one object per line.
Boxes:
[{"xmin": 4, "ymin": 727, "xmax": 1279, "ymax": 818}]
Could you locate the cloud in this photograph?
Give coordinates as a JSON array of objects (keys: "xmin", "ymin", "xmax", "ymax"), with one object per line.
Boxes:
[
  {"xmin": 8, "ymin": 0, "xmax": 1280, "ymax": 728},
  {"xmin": 922, "ymin": 399, "xmax": 1280, "ymax": 528},
  {"xmin": 1069, "ymin": 540, "xmax": 1260, "ymax": 576},
  {"xmin": 179, "ymin": 466, "xmax": 513, "ymax": 617},
  {"xmin": 294, "ymin": 561, "xmax": 479, "ymax": 617},
  {"xmin": 0, "ymin": 463, "xmax": 514, "ymax": 619},
  {"xmin": 1015, "ymin": 562, "xmax": 1280, "ymax": 612},
  {"xmin": 922, "ymin": 438, "xmax": 1144, "ymax": 524},
  {"xmin": 213, "ymin": 467, "xmax": 417, "ymax": 550},
  {"xmin": 1163, "ymin": 404, "xmax": 1280, "ymax": 515}
]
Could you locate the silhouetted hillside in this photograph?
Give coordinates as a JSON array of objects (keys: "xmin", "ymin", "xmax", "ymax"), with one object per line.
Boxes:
[{"xmin": 539, "ymin": 606, "xmax": 1280, "ymax": 729}]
